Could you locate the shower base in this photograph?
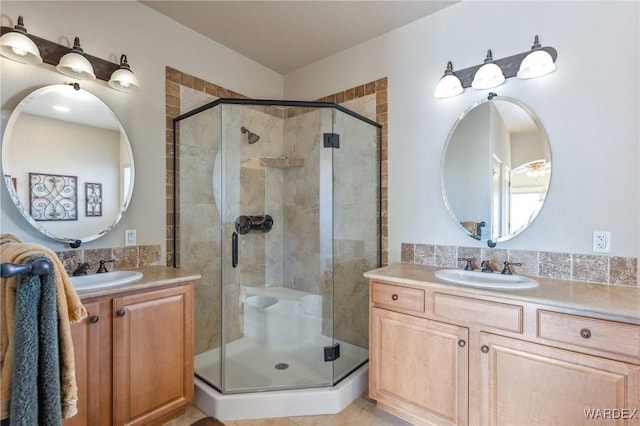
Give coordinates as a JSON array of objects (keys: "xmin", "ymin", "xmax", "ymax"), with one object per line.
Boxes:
[
  {"xmin": 194, "ymin": 362, "xmax": 368, "ymax": 421},
  {"xmin": 193, "ymin": 285, "xmax": 369, "ymax": 420}
]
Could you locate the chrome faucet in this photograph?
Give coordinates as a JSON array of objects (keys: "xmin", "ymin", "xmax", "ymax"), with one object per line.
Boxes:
[
  {"xmin": 501, "ymin": 261, "xmax": 522, "ymax": 275},
  {"xmin": 480, "ymin": 260, "xmax": 493, "ymax": 273},
  {"xmin": 96, "ymin": 259, "xmax": 117, "ymax": 273},
  {"xmin": 72, "ymin": 262, "xmax": 90, "ymax": 276}
]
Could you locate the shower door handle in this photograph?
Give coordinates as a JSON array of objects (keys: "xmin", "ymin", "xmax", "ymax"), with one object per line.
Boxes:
[{"xmin": 232, "ymin": 231, "xmax": 238, "ymax": 268}]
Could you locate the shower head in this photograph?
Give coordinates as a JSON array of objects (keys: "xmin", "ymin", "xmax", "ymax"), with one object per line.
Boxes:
[{"xmin": 241, "ymin": 126, "xmax": 260, "ymax": 144}]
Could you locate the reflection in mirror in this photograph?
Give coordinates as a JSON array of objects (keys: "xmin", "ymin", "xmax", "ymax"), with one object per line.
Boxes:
[
  {"xmin": 2, "ymin": 84, "xmax": 135, "ymax": 245},
  {"xmin": 441, "ymin": 96, "xmax": 551, "ymax": 246}
]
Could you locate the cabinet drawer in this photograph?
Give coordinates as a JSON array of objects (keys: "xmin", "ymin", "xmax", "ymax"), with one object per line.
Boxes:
[
  {"xmin": 537, "ymin": 310, "xmax": 640, "ymax": 362},
  {"xmin": 433, "ymin": 293, "xmax": 523, "ymax": 333},
  {"xmin": 371, "ymin": 281, "xmax": 425, "ymax": 313}
]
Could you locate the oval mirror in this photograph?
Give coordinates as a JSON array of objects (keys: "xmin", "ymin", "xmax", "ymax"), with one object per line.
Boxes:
[
  {"xmin": 2, "ymin": 84, "xmax": 135, "ymax": 246},
  {"xmin": 441, "ymin": 96, "xmax": 551, "ymax": 246}
]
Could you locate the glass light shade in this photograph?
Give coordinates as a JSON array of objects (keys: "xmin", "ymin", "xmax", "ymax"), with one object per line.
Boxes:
[
  {"xmin": 434, "ymin": 74, "xmax": 463, "ymax": 98},
  {"xmin": 0, "ymin": 31, "xmax": 42, "ymax": 64},
  {"xmin": 471, "ymin": 62, "xmax": 505, "ymax": 90},
  {"xmin": 108, "ymin": 68, "xmax": 139, "ymax": 92},
  {"xmin": 517, "ymin": 50, "xmax": 556, "ymax": 79},
  {"xmin": 108, "ymin": 56, "xmax": 139, "ymax": 92},
  {"xmin": 56, "ymin": 52, "xmax": 96, "ymax": 80}
]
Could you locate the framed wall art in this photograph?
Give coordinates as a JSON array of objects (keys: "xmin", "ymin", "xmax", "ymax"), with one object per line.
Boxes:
[
  {"xmin": 29, "ymin": 172, "xmax": 77, "ymax": 221},
  {"xmin": 85, "ymin": 182, "xmax": 102, "ymax": 217}
]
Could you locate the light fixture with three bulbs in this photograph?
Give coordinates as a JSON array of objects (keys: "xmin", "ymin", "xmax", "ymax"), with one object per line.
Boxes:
[
  {"xmin": 0, "ymin": 15, "xmax": 139, "ymax": 93},
  {"xmin": 434, "ymin": 35, "xmax": 557, "ymax": 99}
]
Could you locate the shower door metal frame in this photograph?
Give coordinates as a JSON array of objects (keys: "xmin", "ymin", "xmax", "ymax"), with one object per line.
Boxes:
[{"xmin": 173, "ymin": 98, "xmax": 382, "ymax": 394}]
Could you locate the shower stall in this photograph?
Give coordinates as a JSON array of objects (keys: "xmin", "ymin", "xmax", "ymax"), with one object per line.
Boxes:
[{"xmin": 173, "ymin": 99, "xmax": 380, "ymax": 417}]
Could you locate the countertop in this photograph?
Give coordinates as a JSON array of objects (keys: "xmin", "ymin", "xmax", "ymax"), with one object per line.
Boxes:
[
  {"xmin": 365, "ymin": 263, "xmax": 640, "ymax": 324},
  {"xmin": 76, "ymin": 265, "xmax": 201, "ymax": 299}
]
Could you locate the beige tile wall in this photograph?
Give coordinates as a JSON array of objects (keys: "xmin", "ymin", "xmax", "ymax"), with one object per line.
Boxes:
[
  {"xmin": 55, "ymin": 244, "xmax": 162, "ymax": 275},
  {"xmin": 165, "ymin": 67, "xmax": 388, "ymax": 266},
  {"xmin": 401, "ymin": 242, "xmax": 638, "ymax": 287},
  {"xmin": 166, "ymin": 67, "xmax": 388, "ymax": 353}
]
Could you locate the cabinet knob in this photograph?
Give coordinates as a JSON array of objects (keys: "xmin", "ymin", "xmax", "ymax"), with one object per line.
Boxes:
[
  {"xmin": 89, "ymin": 315, "xmax": 100, "ymax": 324},
  {"xmin": 116, "ymin": 309, "xmax": 126, "ymax": 317},
  {"xmin": 480, "ymin": 345, "xmax": 489, "ymax": 353},
  {"xmin": 391, "ymin": 294, "xmax": 398, "ymax": 301},
  {"xmin": 580, "ymin": 328, "xmax": 592, "ymax": 339},
  {"xmin": 458, "ymin": 339, "xmax": 466, "ymax": 348}
]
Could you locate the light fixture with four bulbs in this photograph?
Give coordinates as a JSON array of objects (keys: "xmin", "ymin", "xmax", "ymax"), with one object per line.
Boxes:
[
  {"xmin": 435, "ymin": 35, "xmax": 557, "ymax": 98},
  {"xmin": 0, "ymin": 15, "xmax": 139, "ymax": 93}
]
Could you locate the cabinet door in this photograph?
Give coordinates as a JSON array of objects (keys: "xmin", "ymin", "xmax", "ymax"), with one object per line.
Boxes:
[
  {"xmin": 370, "ymin": 307, "xmax": 469, "ymax": 426},
  {"xmin": 63, "ymin": 300, "xmax": 112, "ymax": 426},
  {"xmin": 113, "ymin": 284, "xmax": 194, "ymax": 426},
  {"xmin": 479, "ymin": 333, "xmax": 640, "ymax": 426}
]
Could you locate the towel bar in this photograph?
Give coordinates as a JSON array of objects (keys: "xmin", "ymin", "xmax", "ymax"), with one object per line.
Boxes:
[{"xmin": 0, "ymin": 259, "xmax": 52, "ymax": 278}]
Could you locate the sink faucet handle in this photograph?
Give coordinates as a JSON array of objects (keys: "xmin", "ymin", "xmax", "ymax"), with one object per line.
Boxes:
[
  {"xmin": 96, "ymin": 258, "xmax": 117, "ymax": 273},
  {"xmin": 480, "ymin": 260, "xmax": 493, "ymax": 273},
  {"xmin": 72, "ymin": 262, "xmax": 90, "ymax": 276},
  {"xmin": 501, "ymin": 261, "xmax": 522, "ymax": 275},
  {"xmin": 457, "ymin": 257, "xmax": 474, "ymax": 271}
]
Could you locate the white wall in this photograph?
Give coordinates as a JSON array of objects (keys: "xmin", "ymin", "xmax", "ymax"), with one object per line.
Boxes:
[
  {"xmin": 0, "ymin": 1, "xmax": 283, "ymax": 255},
  {"xmin": 285, "ymin": 1, "xmax": 640, "ymax": 261},
  {"xmin": 2, "ymin": 1, "xmax": 638, "ymax": 265}
]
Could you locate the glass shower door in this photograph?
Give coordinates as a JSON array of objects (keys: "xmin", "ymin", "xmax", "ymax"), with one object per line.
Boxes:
[
  {"xmin": 220, "ymin": 104, "xmax": 335, "ymax": 393},
  {"xmin": 175, "ymin": 104, "xmax": 224, "ymax": 392},
  {"xmin": 330, "ymin": 107, "xmax": 380, "ymax": 383}
]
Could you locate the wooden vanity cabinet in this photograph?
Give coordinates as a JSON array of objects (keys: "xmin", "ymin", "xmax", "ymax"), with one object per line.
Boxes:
[
  {"xmin": 64, "ymin": 282, "xmax": 194, "ymax": 426},
  {"xmin": 479, "ymin": 333, "xmax": 640, "ymax": 426},
  {"xmin": 369, "ymin": 278, "xmax": 640, "ymax": 426},
  {"xmin": 370, "ymin": 307, "xmax": 468, "ymax": 426},
  {"xmin": 65, "ymin": 299, "xmax": 113, "ymax": 426}
]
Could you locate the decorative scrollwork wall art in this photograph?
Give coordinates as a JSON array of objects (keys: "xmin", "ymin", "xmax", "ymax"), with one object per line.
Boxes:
[
  {"xmin": 85, "ymin": 182, "xmax": 102, "ymax": 217},
  {"xmin": 29, "ymin": 172, "xmax": 77, "ymax": 221}
]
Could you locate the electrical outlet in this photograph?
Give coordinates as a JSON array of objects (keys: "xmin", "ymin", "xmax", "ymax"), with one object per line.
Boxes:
[
  {"xmin": 125, "ymin": 229, "xmax": 137, "ymax": 247},
  {"xmin": 592, "ymin": 231, "xmax": 610, "ymax": 253}
]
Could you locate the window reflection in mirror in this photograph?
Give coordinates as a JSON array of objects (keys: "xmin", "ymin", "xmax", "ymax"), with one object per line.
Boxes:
[
  {"xmin": 1, "ymin": 84, "xmax": 135, "ymax": 245},
  {"xmin": 441, "ymin": 97, "xmax": 551, "ymax": 245}
]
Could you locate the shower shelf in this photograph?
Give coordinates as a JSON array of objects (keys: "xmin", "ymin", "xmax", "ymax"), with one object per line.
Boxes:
[{"xmin": 260, "ymin": 156, "xmax": 304, "ymax": 168}]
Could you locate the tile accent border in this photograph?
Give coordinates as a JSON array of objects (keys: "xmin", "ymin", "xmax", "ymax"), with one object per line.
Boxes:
[
  {"xmin": 165, "ymin": 67, "xmax": 389, "ymax": 266},
  {"xmin": 317, "ymin": 79, "xmax": 388, "ymax": 265},
  {"xmin": 55, "ymin": 244, "xmax": 162, "ymax": 276},
  {"xmin": 165, "ymin": 67, "xmax": 249, "ymax": 267},
  {"xmin": 401, "ymin": 242, "xmax": 638, "ymax": 287}
]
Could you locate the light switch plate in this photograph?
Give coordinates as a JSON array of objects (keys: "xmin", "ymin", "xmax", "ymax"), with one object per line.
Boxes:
[{"xmin": 125, "ymin": 229, "xmax": 136, "ymax": 246}]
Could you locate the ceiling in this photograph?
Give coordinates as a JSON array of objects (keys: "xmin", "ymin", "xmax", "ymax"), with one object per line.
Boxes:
[{"xmin": 139, "ymin": 1, "xmax": 458, "ymax": 75}]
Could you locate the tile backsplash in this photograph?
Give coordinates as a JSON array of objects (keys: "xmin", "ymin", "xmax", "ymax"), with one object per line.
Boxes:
[
  {"xmin": 55, "ymin": 244, "xmax": 162, "ymax": 275},
  {"xmin": 401, "ymin": 242, "xmax": 638, "ymax": 287}
]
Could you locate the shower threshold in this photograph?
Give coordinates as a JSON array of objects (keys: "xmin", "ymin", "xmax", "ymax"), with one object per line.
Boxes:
[{"xmin": 193, "ymin": 362, "xmax": 368, "ymax": 421}]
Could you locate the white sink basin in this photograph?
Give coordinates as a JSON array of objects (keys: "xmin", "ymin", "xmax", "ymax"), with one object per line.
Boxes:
[
  {"xmin": 70, "ymin": 270, "xmax": 143, "ymax": 291},
  {"xmin": 434, "ymin": 269, "xmax": 538, "ymax": 290}
]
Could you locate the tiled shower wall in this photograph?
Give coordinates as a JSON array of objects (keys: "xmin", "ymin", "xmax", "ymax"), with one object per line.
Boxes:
[
  {"xmin": 401, "ymin": 242, "xmax": 638, "ymax": 287},
  {"xmin": 165, "ymin": 68, "xmax": 389, "ymax": 266},
  {"xmin": 166, "ymin": 67, "xmax": 386, "ymax": 354}
]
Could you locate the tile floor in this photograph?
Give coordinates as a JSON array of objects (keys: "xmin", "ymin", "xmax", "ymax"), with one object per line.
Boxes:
[{"xmin": 165, "ymin": 393, "xmax": 413, "ymax": 426}]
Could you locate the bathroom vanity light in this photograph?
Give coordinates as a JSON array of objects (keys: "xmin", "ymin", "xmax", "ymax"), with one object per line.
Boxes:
[
  {"xmin": 434, "ymin": 35, "xmax": 557, "ymax": 98},
  {"xmin": 0, "ymin": 16, "xmax": 42, "ymax": 64},
  {"xmin": 517, "ymin": 35, "xmax": 556, "ymax": 79},
  {"xmin": 56, "ymin": 37, "xmax": 96, "ymax": 80},
  {"xmin": 434, "ymin": 61, "xmax": 464, "ymax": 98},
  {"xmin": 108, "ymin": 55, "xmax": 139, "ymax": 92},
  {"xmin": 0, "ymin": 15, "xmax": 139, "ymax": 92},
  {"xmin": 471, "ymin": 50, "xmax": 505, "ymax": 90}
]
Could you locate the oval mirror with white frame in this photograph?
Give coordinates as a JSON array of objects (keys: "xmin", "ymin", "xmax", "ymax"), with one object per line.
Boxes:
[
  {"xmin": 441, "ymin": 95, "xmax": 551, "ymax": 247},
  {"xmin": 2, "ymin": 84, "xmax": 135, "ymax": 247}
]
